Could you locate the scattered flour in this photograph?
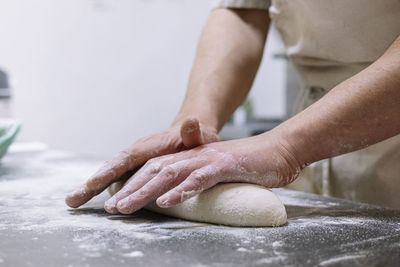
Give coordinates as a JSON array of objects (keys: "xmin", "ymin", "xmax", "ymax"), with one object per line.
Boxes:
[
  {"xmin": 319, "ymin": 254, "xmax": 366, "ymax": 266},
  {"xmin": 1, "ymin": 149, "xmax": 399, "ymax": 266},
  {"xmin": 0, "ymin": 151, "xmax": 274, "ymax": 259},
  {"xmin": 122, "ymin": 251, "xmax": 144, "ymax": 258}
]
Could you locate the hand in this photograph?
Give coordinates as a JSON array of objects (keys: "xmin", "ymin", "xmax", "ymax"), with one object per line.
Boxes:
[
  {"xmin": 104, "ymin": 132, "xmax": 302, "ymax": 214},
  {"xmin": 65, "ymin": 116, "xmax": 219, "ymax": 208}
]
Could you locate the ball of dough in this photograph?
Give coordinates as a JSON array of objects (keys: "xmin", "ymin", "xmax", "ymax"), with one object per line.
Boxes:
[{"xmin": 108, "ymin": 182, "xmax": 287, "ymax": 227}]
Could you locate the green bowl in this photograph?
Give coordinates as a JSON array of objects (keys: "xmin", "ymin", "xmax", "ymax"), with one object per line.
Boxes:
[{"xmin": 0, "ymin": 119, "xmax": 22, "ymax": 160}]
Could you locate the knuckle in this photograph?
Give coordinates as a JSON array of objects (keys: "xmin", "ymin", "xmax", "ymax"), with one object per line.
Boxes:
[
  {"xmin": 189, "ymin": 172, "xmax": 206, "ymax": 187},
  {"xmin": 115, "ymin": 151, "xmax": 130, "ymax": 163},
  {"xmin": 108, "ymin": 168, "xmax": 118, "ymax": 179},
  {"xmin": 161, "ymin": 165, "xmax": 177, "ymax": 178},
  {"xmin": 190, "ymin": 171, "xmax": 203, "ymax": 180},
  {"xmin": 115, "ymin": 160, "xmax": 129, "ymax": 170},
  {"xmin": 106, "ymin": 151, "xmax": 132, "ymax": 171},
  {"xmin": 145, "ymin": 159, "xmax": 162, "ymax": 173},
  {"xmin": 120, "ymin": 150, "xmax": 136, "ymax": 167},
  {"xmin": 137, "ymin": 189, "xmax": 149, "ymax": 198}
]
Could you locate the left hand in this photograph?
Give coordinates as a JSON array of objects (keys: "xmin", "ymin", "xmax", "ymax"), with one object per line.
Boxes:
[{"xmin": 105, "ymin": 132, "xmax": 302, "ymax": 214}]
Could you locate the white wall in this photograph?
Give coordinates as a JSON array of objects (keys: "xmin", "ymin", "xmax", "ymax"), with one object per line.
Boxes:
[{"xmin": 0, "ymin": 0, "xmax": 285, "ymax": 157}]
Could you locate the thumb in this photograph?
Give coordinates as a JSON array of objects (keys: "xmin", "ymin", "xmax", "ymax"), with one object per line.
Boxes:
[
  {"xmin": 180, "ymin": 116, "xmax": 203, "ymax": 148},
  {"xmin": 180, "ymin": 116, "xmax": 220, "ymax": 148}
]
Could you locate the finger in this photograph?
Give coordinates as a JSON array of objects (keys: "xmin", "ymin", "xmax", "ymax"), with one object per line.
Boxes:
[
  {"xmin": 65, "ymin": 150, "xmax": 139, "ymax": 208},
  {"xmin": 86, "ymin": 151, "xmax": 139, "ymax": 191},
  {"xmin": 66, "ymin": 168, "xmax": 136, "ymax": 209},
  {"xmin": 103, "ymin": 155, "xmax": 174, "ymax": 213},
  {"xmin": 156, "ymin": 165, "xmax": 219, "ymax": 208},
  {"xmin": 116, "ymin": 159, "xmax": 202, "ymax": 214},
  {"xmin": 66, "ymin": 131, "xmax": 179, "ymax": 209},
  {"xmin": 180, "ymin": 116, "xmax": 203, "ymax": 148},
  {"xmin": 65, "ymin": 185, "xmax": 98, "ymax": 208}
]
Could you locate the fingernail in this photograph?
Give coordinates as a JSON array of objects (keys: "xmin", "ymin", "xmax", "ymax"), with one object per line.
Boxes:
[
  {"xmin": 117, "ymin": 199, "xmax": 129, "ymax": 211},
  {"xmin": 157, "ymin": 196, "xmax": 170, "ymax": 208},
  {"xmin": 104, "ymin": 197, "xmax": 117, "ymax": 212},
  {"xmin": 65, "ymin": 187, "xmax": 85, "ymax": 208}
]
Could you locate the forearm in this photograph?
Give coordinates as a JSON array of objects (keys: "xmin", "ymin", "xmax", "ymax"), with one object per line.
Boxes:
[
  {"xmin": 173, "ymin": 8, "xmax": 269, "ymax": 131},
  {"xmin": 272, "ymin": 35, "xmax": 400, "ymax": 166}
]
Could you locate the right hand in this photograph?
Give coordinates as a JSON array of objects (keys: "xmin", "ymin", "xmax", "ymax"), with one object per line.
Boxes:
[{"xmin": 65, "ymin": 116, "xmax": 219, "ymax": 209}]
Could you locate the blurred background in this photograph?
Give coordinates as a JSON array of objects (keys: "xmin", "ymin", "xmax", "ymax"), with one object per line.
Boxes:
[{"xmin": 0, "ymin": 0, "xmax": 300, "ymax": 157}]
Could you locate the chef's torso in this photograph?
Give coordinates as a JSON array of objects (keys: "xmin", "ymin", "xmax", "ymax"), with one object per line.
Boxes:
[{"xmin": 269, "ymin": 0, "xmax": 400, "ymax": 109}]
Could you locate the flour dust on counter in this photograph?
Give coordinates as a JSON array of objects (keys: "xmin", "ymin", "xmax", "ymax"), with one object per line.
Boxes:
[{"xmin": 1, "ymin": 148, "xmax": 400, "ymax": 266}]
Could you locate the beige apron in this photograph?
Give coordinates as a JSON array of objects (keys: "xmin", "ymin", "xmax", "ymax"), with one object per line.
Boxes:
[{"xmin": 214, "ymin": 0, "xmax": 400, "ymax": 208}]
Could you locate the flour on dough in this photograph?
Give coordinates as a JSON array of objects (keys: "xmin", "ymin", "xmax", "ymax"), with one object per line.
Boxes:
[{"xmin": 108, "ymin": 182, "xmax": 287, "ymax": 227}]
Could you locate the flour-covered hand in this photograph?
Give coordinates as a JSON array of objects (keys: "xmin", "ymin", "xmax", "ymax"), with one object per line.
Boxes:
[
  {"xmin": 105, "ymin": 132, "xmax": 302, "ymax": 214},
  {"xmin": 65, "ymin": 116, "xmax": 218, "ymax": 208}
]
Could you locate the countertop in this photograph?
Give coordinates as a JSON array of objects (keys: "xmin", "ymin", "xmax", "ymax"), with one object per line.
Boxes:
[{"xmin": 0, "ymin": 146, "xmax": 399, "ymax": 266}]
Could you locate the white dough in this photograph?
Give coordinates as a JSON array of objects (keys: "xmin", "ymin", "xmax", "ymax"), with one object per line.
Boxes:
[{"xmin": 108, "ymin": 183, "xmax": 287, "ymax": 227}]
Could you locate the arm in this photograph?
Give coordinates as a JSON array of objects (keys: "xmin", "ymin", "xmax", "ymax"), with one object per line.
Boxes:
[
  {"xmin": 107, "ymin": 35, "xmax": 400, "ymax": 214},
  {"xmin": 173, "ymin": 8, "xmax": 270, "ymax": 132},
  {"xmin": 274, "ymin": 35, "xmax": 400, "ymax": 166},
  {"xmin": 66, "ymin": 8, "xmax": 270, "ymax": 209}
]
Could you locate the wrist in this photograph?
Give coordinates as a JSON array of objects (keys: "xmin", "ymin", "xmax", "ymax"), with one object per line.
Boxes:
[
  {"xmin": 237, "ymin": 133, "xmax": 303, "ymax": 187},
  {"xmin": 267, "ymin": 122, "xmax": 313, "ymax": 168},
  {"xmin": 257, "ymin": 129, "xmax": 306, "ymax": 186}
]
